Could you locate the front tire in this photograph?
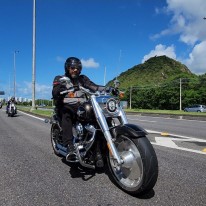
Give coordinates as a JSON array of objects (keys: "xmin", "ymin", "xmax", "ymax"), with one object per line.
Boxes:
[{"xmin": 106, "ymin": 135, "xmax": 158, "ymax": 195}]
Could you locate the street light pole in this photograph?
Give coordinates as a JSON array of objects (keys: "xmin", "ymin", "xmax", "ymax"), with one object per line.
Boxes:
[
  {"xmin": 180, "ymin": 78, "xmax": 182, "ymax": 111},
  {"xmin": 129, "ymin": 86, "xmax": 132, "ymax": 109},
  {"xmin": 104, "ymin": 66, "xmax": 106, "ymax": 86},
  {"xmin": 13, "ymin": 50, "xmax": 19, "ymax": 98},
  {"xmin": 31, "ymin": 0, "xmax": 36, "ymax": 110}
]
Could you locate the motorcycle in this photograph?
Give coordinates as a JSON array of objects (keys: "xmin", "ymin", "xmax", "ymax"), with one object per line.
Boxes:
[
  {"xmin": 48, "ymin": 77, "xmax": 158, "ymax": 195},
  {"xmin": 7, "ymin": 102, "xmax": 17, "ymax": 117},
  {"xmin": 0, "ymin": 102, "xmax": 2, "ymax": 109}
]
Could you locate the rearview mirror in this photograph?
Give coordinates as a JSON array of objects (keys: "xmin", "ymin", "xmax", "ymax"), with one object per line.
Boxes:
[{"xmin": 59, "ymin": 76, "xmax": 71, "ymax": 83}]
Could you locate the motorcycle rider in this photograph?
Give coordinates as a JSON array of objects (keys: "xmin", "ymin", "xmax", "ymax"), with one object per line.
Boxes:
[
  {"xmin": 52, "ymin": 57, "xmax": 105, "ymax": 160},
  {"xmin": 6, "ymin": 96, "xmax": 17, "ymax": 114}
]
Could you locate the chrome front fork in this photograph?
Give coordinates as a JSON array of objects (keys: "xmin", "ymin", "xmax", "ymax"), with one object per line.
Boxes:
[{"xmin": 91, "ymin": 96, "xmax": 123, "ymax": 165}]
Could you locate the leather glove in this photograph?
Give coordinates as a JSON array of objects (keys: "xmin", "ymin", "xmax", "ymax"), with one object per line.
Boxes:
[
  {"xmin": 59, "ymin": 85, "xmax": 68, "ymax": 95},
  {"xmin": 111, "ymin": 87, "xmax": 119, "ymax": 96},
  {"xmin": 105, "ymin": 86, "xmax": 119, "ymax": 96}
]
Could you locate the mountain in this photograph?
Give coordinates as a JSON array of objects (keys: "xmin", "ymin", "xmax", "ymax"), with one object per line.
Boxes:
[{"xmin": 107, "ymin": 55, "xmax": 197, "ymax": 89}]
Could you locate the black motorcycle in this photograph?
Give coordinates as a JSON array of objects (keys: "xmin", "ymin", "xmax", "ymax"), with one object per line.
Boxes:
[
  {"xmin": 48, "ymin": 78, "xmax": 158, "ymax": 195},
  {"xmin": 7, "ymin": 102, "xmax": 17, "ymax": 117}
]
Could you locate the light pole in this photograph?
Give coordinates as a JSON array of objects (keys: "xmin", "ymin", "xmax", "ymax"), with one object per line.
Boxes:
[
  {"xmin": 179, "ymin": 78, "xmax": 182, "ymax": 110},
  {"xmin": 31, "ymin": 0, "xmax": 36, "ymax": 110},
  {"xmin": 13, "ymin": 50, "xmax": 19, "ymax": 98},
  {"xmin": 129, "ymin": 86, "xmax": 132, "ymax": 109},
  {"xmin": 104, "ymin": 66, "xmax": 106, "ymax": 86}
]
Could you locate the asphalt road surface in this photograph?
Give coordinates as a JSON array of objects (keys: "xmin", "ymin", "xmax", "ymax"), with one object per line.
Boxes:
[{"xmin": 0, "ymin": 109, "xmax": 205, "ymax": 206}]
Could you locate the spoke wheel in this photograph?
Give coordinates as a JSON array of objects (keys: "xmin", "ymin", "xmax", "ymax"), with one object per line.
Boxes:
[
  {"xmin": 109, "ymin": 136, "xmax": 143, "ymax": 189},
  {"xmin": 107, "ymin": 135, "xmax": 158, "ymax": 195}
]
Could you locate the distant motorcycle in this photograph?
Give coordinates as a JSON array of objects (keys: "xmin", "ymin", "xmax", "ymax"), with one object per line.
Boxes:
[
  {"xmin": 0, "ymin": 102, "xmax": 2, "ymax": 109},
  {"xmin": 48, "ymin": 78, "xmax": 158, "ymax": 195},
  {"xmin": 7, "ymin": 102, "xmax": 17, "ymax": 117}
]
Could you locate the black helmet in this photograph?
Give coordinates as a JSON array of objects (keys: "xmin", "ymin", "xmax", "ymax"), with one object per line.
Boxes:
[
  {"xmin": 64, "ymin": 57, "xmax": 82, "ymax": 76},
  {"xmin": 11, "ymin": 96, "xmax": 15, "ymax": 101}
]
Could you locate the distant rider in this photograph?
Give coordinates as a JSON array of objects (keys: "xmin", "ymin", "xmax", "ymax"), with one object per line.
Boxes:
[{"xmin": 6, "ymin": 96, "xmax": 17, "ymax": 113}]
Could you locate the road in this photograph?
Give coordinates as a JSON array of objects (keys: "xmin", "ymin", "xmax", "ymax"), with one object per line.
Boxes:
[
  {"xmin": 127, "ymin": 114, "xmax": 206, "ymax": 139},
  {"xmin": 0, "ymin": 109, "xmax": 205, "ymax": 206}
]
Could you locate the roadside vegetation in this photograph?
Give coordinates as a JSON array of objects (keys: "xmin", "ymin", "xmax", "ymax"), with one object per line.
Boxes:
[
  {"xmin": 5, "ymin": 56, "xmax": 206, "ymax": 117},
  {"xmin": 107, "ymin": 56, "xmax": 206, "ymax": 110},
  {"xmin": 124, "ymin": 108, "xmax": 206, "ymax": 116},
  {"xmin": 17, "ymin": 105, "xmax": 206, "ymax": 118}
]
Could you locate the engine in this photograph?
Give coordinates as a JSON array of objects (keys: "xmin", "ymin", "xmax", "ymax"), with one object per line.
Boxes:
[{"xmin": 76, "ymin": 102, "xmax": 95, "ymax": 122}]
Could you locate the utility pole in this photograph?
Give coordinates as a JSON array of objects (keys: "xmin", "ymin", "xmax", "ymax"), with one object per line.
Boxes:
[
  {"xmin": 180, "ymin": 78, "xmax": 182, "ymax": 110},
  {"xmin": 31, "ymin": 0, "xmax": 36, "ymax": 110},
  {"xmin": 104, "ymin": 66, "xmax": 106, "ymax": 86},
  {"xmin": 130, "ymin": 86, "xmax": 132, "ymax": 109},
  {"xmin": 13, "ymin": 50, "xmax": 19, "ymax": 98}
]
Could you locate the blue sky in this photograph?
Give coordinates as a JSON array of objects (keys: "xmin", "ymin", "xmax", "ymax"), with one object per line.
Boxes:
[{"xmin": 0, "ymin": 0, "xmax": 206, "ymax": 100}]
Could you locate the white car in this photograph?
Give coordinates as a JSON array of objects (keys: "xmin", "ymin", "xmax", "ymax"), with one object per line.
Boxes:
[{"xmin": 184, "ymin": 104, "xmax": 206, "ymax": 112}]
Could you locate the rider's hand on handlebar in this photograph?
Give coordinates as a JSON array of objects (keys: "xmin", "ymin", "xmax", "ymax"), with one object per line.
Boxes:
[
  {"xmin": 59, "ymin": 85, "xmax": 68, "ymax": 95},
  {"xmin": 111, "ymin": 87, "xmax": 119, "ymax": 96},
  {"xmin": 105, "ymin": 86, "xmax": 119, "ymax": 96}
]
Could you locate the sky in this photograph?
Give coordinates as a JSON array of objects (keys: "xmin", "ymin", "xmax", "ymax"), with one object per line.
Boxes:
[{"xmin": 0, "ymin": 0, "xmax": 206, "ymax": 100}]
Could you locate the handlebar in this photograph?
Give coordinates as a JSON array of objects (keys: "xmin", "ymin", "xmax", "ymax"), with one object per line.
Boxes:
[
  {"xmin": 60, "ymin": 86, "xmax": 120, "ymax": 97},
  {"xmin": 60, "ymin": 88, "xmax": 74, "ymax": 95},
  {"xmin": 60, "ymin": 86, "xmax": 101, "ymax": 96}
]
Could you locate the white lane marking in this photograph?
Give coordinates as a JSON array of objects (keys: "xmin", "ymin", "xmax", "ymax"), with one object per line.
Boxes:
[
  {"xmin": 152, "ymin": 142, "xmax": 206, "ymax": 155},
  {"xmin": 155, "ymin": 136, "xmax": 179, "ymax": 148},
  {"xmin": 126, "ymin": 114, "xmax": 206, "ymax": 123},
  {"xmin": 170, "ymin": 138, "xmax": 206, "ymax": 142},
  {"xmin": 146, "ymin": 130, "xmax": 206, "ymax": 155},
  {"xmin": 18, "ymin": 110, "xmax": 46, "ymax": 121},
  {"xmin": 147, "ymin": 129, "xmax": 206, "ymax": 142},
  {"xmin": 127, "ymin": 118, "xmax": 156, "ymax": 123}
]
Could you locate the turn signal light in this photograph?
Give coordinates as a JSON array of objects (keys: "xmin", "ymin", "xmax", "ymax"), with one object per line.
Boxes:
[
  {"xmin": 68, "ymin": 92, "xmax": 75, "ymax": 98},
  {"xmin": 119, "ymin": 91, "xmax": 124, "ymax": 99}
]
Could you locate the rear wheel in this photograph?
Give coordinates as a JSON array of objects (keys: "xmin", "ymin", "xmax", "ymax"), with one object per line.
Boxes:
[
  {"xmin": 106, "ymin": 135, "xmax": 158, "ymax": 195},
  {"xmin": 51, "ymin": 123, "xmax": 62, "ymax": 156}
]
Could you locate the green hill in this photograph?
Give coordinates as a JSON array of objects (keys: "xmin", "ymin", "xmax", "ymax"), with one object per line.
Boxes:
[{"xmin": 107, "ymin": 55, "xmax": 197, "ymax": 89}]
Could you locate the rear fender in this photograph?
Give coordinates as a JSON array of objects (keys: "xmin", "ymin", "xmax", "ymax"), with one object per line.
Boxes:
[{"xmin": 110, "ymin": 124, "xmax": 148, "ymax": 138}]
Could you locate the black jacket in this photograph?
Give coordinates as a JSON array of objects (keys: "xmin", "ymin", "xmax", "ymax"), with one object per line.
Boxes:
[{"xmin": 52, "ymin": 74, "xmax": 105, "ymax": 106}]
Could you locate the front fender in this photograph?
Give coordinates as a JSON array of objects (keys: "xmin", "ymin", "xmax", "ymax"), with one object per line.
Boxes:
[{"xmin": 110, "ymin": 124, "xmax": 148, "ymax": 138}]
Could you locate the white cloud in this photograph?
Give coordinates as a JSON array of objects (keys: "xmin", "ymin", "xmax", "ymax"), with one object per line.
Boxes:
[
  {"xmin": 182, "ymin": 41, "xmax": 206, "ymax": 74},
  {"xmin": 81, "ymin": 58, "xmax": 100, "ymax": 68},
  {"xmin": 161, "ymin": 0, "xmax": 206, "ymax": 45},
  {"xmin": 142, "ymin": 44, "xmax": 176, "ymax": 63},
  {"xmin": 18, "ymin": 81, "xmax": 52, "ymax": 99},
  {"xmin": 149, "ymin": 0, "xmax": 206, "ymax": 74}
]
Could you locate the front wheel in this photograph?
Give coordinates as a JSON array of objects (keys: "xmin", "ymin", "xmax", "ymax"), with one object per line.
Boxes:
[{"xmin": 106, "ymin": 135, "xmax": 158, "ymax": 195}]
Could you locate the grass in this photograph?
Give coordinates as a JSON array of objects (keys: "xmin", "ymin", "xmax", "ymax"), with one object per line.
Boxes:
[
  {"xmin": 18, "ymin": 106, "xmax": 53, "ymax": 117},
  {"xmin": 17, "ymin": 105, "xmax": 206, "ymax": 117}
]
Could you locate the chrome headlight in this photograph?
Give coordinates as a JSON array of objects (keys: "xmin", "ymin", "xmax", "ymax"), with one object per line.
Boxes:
[{"xmin": 106, "ymin": 98, "xmax": 117, "ymax": 113}]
